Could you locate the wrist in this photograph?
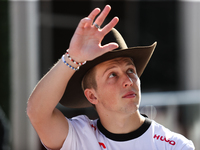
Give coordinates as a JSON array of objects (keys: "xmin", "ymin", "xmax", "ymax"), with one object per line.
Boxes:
[
  {"xmin": 66, "ymin": 49, "xmax": 87, "ymax": 65},
  {"xmin": 62, "ymin": 54, "xmax": 80, "ymax": 71}
]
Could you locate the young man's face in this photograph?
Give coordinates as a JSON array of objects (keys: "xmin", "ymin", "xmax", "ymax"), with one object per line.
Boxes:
[{"xmin": 93, "ymin": 57, "xmax": 141, "ymax": 115}]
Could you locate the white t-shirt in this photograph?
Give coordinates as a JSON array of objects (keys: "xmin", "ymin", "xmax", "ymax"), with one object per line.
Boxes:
[{"xmin": 46, "ymin": 115, "xmax": 195, "ymax": 150}]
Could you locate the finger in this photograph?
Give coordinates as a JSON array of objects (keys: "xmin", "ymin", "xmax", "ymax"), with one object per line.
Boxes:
[
  {"xmin": 93, "ymin": 5, "xmax": 111, "ymax": 27},
  {"xmin": 101, "ymin": 17, "xmax": 119, "ymax": 35},
  {"xmin": 78, "ymin": 8, "xmax": 101, "ymax": 29},
  {"xmin": 78, "ymin": 17, "xmax": 92, "ymax": 29},
  {"xmin": 87, "ymin": 8, "xmax": 101, "ymax": 23},
  {"xmin": 101, "ymin": 42, "xmax": 119, "ymax": 53}
]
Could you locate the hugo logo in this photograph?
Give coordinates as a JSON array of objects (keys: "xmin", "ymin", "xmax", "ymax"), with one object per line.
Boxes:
[{"xmin": 154, "ymin": 134, "xmax": 176, "ymax": 146}]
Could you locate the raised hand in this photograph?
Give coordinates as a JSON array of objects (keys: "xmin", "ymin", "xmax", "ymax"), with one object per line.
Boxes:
[{"xmin": 68, "ymin": 5, "xmax": 119, "ymax": 63}]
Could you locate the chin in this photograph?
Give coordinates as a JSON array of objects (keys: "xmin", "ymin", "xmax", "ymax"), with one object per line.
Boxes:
[{"xmin": 123, "ymin": 103, "xmax": 139, "ymax": 114}]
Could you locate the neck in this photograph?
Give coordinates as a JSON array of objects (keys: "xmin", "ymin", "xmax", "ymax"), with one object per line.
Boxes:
[{"xmin": 98, "ymin": 110, "xmax": 145, "ymax": 134}]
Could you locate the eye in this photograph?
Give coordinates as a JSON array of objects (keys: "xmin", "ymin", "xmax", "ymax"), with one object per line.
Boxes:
[
  {"xmin": 127, "ymin": 68, "xmax": 135, "ymax": 74},
  {"xmin": 109, "ymin": 73, "xmax": 117, "ymax": 78}
]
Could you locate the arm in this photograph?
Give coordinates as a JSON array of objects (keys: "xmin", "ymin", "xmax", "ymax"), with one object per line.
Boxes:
[{"xmin": 27, "ymin": 5, "xmax": 119, "ymax": 150}]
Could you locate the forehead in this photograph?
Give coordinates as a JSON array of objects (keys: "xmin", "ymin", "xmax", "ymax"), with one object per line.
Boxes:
[{"xmin": 95, "ymin": 57, "xmax": 135, "ymax": 70}]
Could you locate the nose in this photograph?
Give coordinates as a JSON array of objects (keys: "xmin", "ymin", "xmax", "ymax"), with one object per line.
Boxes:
[{"xmin": 123, "ymin": 74, "xmax": 133, "ymax": 88}]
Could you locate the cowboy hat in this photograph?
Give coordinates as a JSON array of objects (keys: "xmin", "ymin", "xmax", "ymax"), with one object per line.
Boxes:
[{"xmin": 60, "ymin": 28, "xmax": 157, "ymax": 108}]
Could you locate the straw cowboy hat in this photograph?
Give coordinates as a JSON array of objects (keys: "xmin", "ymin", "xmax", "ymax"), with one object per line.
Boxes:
[{"xmin": 60, "ymin": 28, "xmax": 157, "ymax": 108}]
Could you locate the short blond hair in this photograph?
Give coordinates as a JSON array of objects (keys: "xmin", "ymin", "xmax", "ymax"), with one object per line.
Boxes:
[{"xmin": 81, "ymin": 66, "xmax": 97, "ymax": 91}]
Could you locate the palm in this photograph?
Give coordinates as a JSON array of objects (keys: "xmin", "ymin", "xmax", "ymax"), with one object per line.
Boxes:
[{"xmin": 70, "ymin": 27, "xmax": 104, "ymax": 61}]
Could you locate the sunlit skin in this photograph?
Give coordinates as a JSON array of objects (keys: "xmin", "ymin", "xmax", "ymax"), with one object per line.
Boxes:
[
  {"xmin": 95, "ymin": 57, "xmax": 140, "ymax": 113},
  {"xmin": 84, "ymin": 57, "xmax": 145, "ymax": 134}
]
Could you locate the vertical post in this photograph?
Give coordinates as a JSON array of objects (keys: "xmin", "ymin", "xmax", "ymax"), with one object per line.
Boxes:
[
  {"xmin": 177, "ymin": 2, "xmax": 200, "ymax": 149},
  {"xmin": 178, "ymin": 2, "xmax": 200, "ymax": 90},
  {"xmin": 10, "ymin": 1, "xmax": 40, "ymax": 149}
]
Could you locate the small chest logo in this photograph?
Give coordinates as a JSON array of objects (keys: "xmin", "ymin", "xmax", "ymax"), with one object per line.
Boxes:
[
  {"xmin": 99, "ymin": 142, "xmax": 106, "ymax": 149},
  {"xmin": 90, "ymin": 124, "xmax": 97, "ymax": 131},
  {"xmin": 154, "ymin": 134, "xmax": 176, "ymax": 146}
]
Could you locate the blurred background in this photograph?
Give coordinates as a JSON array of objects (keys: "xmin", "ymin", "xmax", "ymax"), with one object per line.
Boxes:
[{"xmin": 0, "ymin": 0, "xmax": 200, "ymax": 149}]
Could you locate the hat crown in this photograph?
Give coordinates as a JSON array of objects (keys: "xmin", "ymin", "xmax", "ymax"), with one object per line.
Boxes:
[{"xmin": 102, "ymin": 28, "xmax": 128, "ymax": 50}]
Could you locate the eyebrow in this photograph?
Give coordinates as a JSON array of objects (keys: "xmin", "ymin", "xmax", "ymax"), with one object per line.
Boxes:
[
  {"xmin": 103, "ymin": 65, "xmax": 118, "ymax": 76},
  {"xmin": 102, "ymin": 61, "xmax": 135, "ymax": 77}
]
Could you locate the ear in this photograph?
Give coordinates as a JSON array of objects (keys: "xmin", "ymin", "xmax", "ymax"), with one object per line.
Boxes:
[{"xmin": 84, "ymin": 89, "xmax": 98, "ymax": 105}]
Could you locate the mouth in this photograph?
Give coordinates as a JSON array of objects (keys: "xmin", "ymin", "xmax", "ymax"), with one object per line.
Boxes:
[{"xmin": 122, "ymin": 91, "xmax": 136, "ymax": 98}]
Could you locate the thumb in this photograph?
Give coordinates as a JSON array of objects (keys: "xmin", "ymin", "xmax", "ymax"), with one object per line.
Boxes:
[{"xmin": 101, "ymin": 42, "xmax": 119, "ymax": 54}]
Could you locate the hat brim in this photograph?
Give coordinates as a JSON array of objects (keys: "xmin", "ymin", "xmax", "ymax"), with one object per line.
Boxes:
[{"xmin": 60, "ymin": 42, "xmax": 157, "ymax": 108}]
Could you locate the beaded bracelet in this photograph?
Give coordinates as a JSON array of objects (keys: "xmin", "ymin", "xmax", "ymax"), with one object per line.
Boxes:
[
  {"xmin": 62, "ymin": 55, "xmax": 79, "ymax": 71},
  {"xmin": 66, "ymin": 49, "xmax": 86, "ymax": 66}
]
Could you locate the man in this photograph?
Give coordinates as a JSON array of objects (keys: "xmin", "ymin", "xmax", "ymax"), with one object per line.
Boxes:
[{"xmin": 27, "ymin": 5, "xmax": 195, "ymax": 150}]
